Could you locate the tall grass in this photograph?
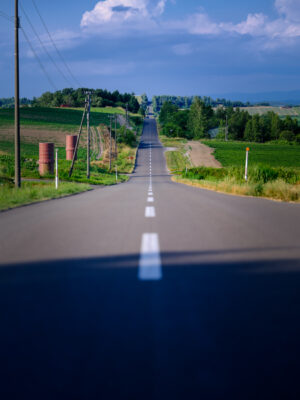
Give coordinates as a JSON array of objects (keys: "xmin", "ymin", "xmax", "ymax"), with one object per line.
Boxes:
[
  {"xmin": 0, "ymin": 181, "xmax": 91, "ymax": 211},
  {"xmin": 180, "ymin": 165, "xmax": 300, "ymax": 202}
]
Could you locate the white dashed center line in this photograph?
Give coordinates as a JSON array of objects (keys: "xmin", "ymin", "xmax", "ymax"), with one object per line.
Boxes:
[
  {"xmin": 147, "ymin": 197, "xmax": 154, "ymax": 202},
  {"xmin": 138, "ymin": 233, "xmax": 162, "ymax": 281},
  {"xmin": 145, "ymin": 206, "xmax": 156, "ymax": 218}
]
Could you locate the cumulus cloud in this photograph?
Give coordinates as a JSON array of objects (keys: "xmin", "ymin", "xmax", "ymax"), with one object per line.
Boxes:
[
  {"xmin": 275, "ymin": 0, "xmax": 300, "ymax": 22},
  {"xmin": 187, "ymin": 14, "xmax": 221, "ymax": 35},
  {"xmin": 81, "ymin": 0, "xmax": 167, "ymax": 33},
  {"xmin": 184, "ymin": 1, "xmax": 300, "ymax": 40}
]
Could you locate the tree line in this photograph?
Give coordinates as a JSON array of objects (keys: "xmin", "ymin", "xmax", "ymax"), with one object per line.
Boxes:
[
  {"xmin": 32, "ymin": 88, "xmax": 141, "ymax": 113},
  {"xmin": 0, "ymin": 97, "xmax": 32, "ymax": 108},
  {"xmin": 159, "ymin": 99, "xmax": 300, "ymax": 143},
  {"xmin": 153, "ymin": 95, "xmax": 251, "ymax": 112}
]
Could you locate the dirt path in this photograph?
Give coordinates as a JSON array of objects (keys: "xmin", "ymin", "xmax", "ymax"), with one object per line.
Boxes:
[{"xmin": 187, "ymin": 141, "xmax": 222, "ymax": 168}]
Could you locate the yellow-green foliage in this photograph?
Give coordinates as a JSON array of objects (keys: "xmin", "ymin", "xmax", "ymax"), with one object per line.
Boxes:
[
  {"xmin": 165, "ymin": 151, "xmax": 189, "ymax": 171},
  {"xmin": 0, "ymin": 181, "xmax": 91, "ymax": 211}
]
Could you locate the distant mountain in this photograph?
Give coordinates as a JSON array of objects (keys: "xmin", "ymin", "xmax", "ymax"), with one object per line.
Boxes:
[{"xmin": 211, "ymin": 90, "xmax": 300, "ymax": 106}]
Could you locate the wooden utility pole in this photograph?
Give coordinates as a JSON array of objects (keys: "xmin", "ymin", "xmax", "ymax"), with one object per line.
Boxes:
[
  {"xmin": 86, "ymin": 92, "xmax": 91, "ymax": 178},
  {"xmin": 225, "ymin": 114, "xmax": 228, "ymax": 142},
  {"xmin": 15, "ymin": 0, "xmax": 21, "ymax": 188},
  {"xmin": 115, "ymin": 115, "xmax": 118, "ymax": 160},
  {"xmin": 109, "ymin": 115, "xmax": 112, "ymax": 171},
  {"xmin": 69, "ymin": 103, "xmax": 87, "ymax": 177}
]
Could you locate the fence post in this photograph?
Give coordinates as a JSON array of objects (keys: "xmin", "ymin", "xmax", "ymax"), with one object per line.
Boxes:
[
  {"xmin": 245, "ymin": 147, "xmax": 250, "ymax": 181},
  {"xmin": 55, "ymin": 148, "xmax": 59, "ymax": 189}
]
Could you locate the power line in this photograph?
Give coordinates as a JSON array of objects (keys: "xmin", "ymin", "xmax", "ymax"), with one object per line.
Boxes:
[
  {"xmin": 31, "ymin": 0, "xmax": 82, "ymax": 88},
  {"xmin": 20, "ymin": 26, "xmax": 57, "ymax": 91},
  {"xmin": 20, "ymin": 3, "xmax": 73, "ymax": 87},
  {"xmin": 0, "ymin": 10, "xmax": 14, "ymax": 23}
]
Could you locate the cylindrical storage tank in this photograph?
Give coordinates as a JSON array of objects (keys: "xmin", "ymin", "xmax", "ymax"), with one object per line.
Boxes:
[
  {"xmin": 39, "ymin": 142, "xmax": 54, "ymax": 176},
  {"xmin": 66, "ymin": 135, "xmax": 77, "ymax": 161}
]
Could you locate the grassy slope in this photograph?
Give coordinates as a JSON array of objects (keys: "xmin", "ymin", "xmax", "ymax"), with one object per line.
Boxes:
[
  {"xmin": 0, "ymin": 181, "xmax": 91, "ymax": 211},
  {"xmin": 202, "ymin": 140, "xmax": 300, "ymax": 168},
  {"xmin": 0, "ymin": 107, "xmax": 113, "ymax": 131},
  {"xmin": 159, "ymin": 133, "xmax": 190, "ymax": 171}
]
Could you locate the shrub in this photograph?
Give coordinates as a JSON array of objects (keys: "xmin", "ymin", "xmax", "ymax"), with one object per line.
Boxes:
[{"xmin": 280, "ymin": 130, "xmax": 295, "ymax": 142}]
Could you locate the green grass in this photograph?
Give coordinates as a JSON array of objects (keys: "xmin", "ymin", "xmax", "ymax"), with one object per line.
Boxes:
[
  {"xmin": 0, "ymin": 181, "xmax": 91, "ymax": 211},
  {"xmin": 178, "ymin": 165, "xmax": 300, "ymax": 202},
  {"xmin": 0, "ymin": 140, "xmax": 129, "ymax": 185},
  {"xmin": 202, "ymin": 140, "xmax": 300, "ymax": 168},
  {"xmin": 165, "ymin": 151, "xmax": 188, "ymax": 171},
  {"xmin": 0, "ymin": 107, "xmax": 114, "ymax": 131}
]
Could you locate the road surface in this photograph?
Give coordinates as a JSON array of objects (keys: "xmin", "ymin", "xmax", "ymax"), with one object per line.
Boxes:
[{"xmin": 0, "ymin": 118, "xmax": 300, "ymax": 399}]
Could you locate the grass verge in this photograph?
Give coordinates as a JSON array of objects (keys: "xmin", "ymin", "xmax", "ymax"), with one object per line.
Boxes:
[
  {"xmin": 175, "ymin": 166, "xmax": 300, "ymax": 202},
  {"xmin": 165, "ymin": 151, "xmax": 188, "ymax": 172},
  {"xmin": 158, "ymin": 133, "xmax": 190, "ymax": 171},
  {"xmin": 0, "ymin": 181, "xmax": 92, "ymax": 211}
]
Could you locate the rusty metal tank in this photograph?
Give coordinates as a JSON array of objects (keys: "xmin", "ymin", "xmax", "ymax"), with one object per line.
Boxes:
[
  {"xmin": 66, "ymin": 135, "xmax": 77, "ymax": 161},
  {"xmin": 39, "ymin": 142, "xmax": 54, "ymax": 176}
]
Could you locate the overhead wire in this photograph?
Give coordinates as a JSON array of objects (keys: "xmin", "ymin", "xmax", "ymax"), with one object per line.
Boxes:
[
  {"xmin": 31, "ymin": 0, "xmax": 82, "ymax": 88},
  {"xmin": 1, "ymin": 8, "xmax": 57, "ymax": 90},
  {"xmin": 20, "ymin": 25, "xmax": 58, "ymax": 91},
  {"xmin": 0, "ymin": 10, "xmax": 14, "ymax": 23},
  {"xmin": 20, "ymin": 3, "xmax": 74, "ymax": 87}
]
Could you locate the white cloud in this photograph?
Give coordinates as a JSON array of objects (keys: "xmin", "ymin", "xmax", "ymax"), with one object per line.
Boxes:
[
  {"xmin": 81, "ymin": 0, "xmax": 167, "ymax": 33},
  {"xmin": 182, "ymin": 2, "xmax": 300, "ymax": 42},
  {"xmin": 275, "ymin": 0, "xmax": 300, "ymax": 22},
  {"xmin": 187, "ymin": 13, "xmax": 221, "ymax": 35}
]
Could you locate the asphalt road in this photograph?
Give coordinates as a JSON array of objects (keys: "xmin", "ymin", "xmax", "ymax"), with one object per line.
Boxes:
[{"xmin": 1, "ymin": 118, "xmax": 300, "ymax": 399}]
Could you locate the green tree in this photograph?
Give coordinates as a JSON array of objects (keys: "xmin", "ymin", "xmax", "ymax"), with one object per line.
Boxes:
[{"xmin": 187, "ymin": 98, "xmax": 210, "ymax": 139}]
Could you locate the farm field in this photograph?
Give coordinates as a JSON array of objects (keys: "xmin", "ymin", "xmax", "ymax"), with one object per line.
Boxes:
[
  {"xmin": 238, "ymin": 106, "xmax": 300, "ymax": 119},
  {"xmin": 201, "ymin": 140, "xmax": 300, "ymax": 168},
  {"xmin": 0, "ymin": 107, "xmax": 114, "ymax": 131},
  {"xmin": 0, "ymin": 106, "xmax": 143, "ymax": 192}
]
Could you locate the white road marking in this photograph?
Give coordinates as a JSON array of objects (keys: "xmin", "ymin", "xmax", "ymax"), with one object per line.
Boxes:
[
  {"xmin": 147, "ymin": 197, "xmax": 154, "ymax": 202},
  {"xmin": 145, "ymin": 206, "xmax": 156, "ymax": 218},
  {"xmin": 138, "ymin": 233, "xmax": 162, "ymax": 281}
]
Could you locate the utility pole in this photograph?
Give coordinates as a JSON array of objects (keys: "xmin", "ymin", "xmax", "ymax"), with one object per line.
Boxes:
[
  {"xmin": 115, "ymin": 115, "xmax": 118, "ymax": 160},
  {"xmin": 225, "ymin": 114, "xmax": 228, "ymax": 142},
  {"xmin": 109, "ymin": 115, "xmax": 112, "ymax": 171},
  {"xmin": 69, "ymin": 102, "xmax": 87, "ymax": 178},
  {"xmin": 126, "ymin": 103, "xmax": 128, "ymax": 127},
  {"xmin": 15, "ymin": 0, "xmax": 21, "ymax": 188},
  {"xmin": 86, "ymin": 91, "xmax": 91, "ymax": 179}
]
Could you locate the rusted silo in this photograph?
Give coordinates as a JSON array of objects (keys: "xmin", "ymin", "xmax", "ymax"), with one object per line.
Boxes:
[
  {"xmin": 39, "ymin": 142, "xmax": 54, "ymax": 176},
  {"xmin": 66, "ymin": 135, "xmax": 77, "ymax": 161}
]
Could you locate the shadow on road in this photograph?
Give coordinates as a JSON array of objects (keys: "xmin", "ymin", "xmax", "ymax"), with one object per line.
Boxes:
[{"xmin": 1, "ymin": 253, "xmax": 300, "ymax": 399}]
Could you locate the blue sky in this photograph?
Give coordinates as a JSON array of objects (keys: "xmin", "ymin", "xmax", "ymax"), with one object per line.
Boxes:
[{"xmin": 1, "ymin": 0, "xmax": 300, "ymax": 100}]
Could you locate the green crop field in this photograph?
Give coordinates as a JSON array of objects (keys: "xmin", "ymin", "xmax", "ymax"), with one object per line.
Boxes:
[
  {"xmin": 0, "ymin": 107, "xmax": 116, "ymax": 131},
  {"xmin": 202, "ymin": 140, "xmax": 300, "ymax": 168}
]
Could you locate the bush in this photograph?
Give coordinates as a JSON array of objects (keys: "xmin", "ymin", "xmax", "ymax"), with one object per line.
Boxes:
[
  {"xmin": 280, "ymin": 130, "xmax": 295, "ymax": 142},
  {"xmin": 117, "ymin": 127, "xmax": 137, "ymax": 147}
]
